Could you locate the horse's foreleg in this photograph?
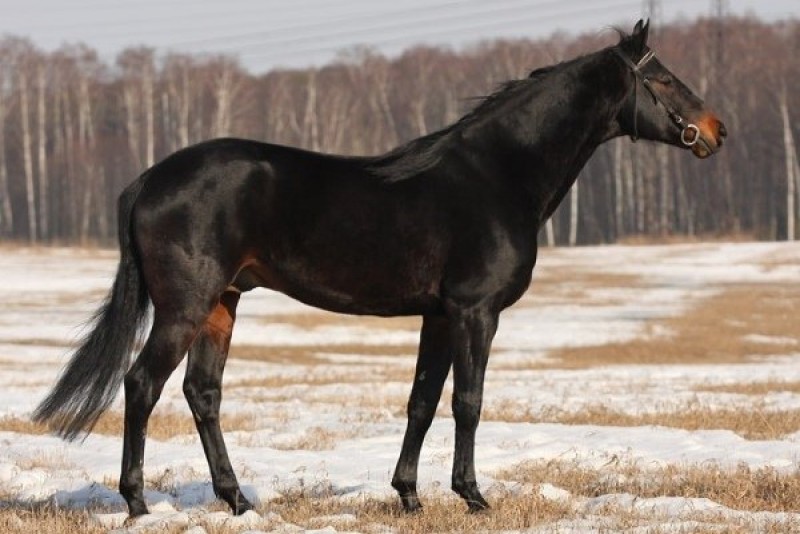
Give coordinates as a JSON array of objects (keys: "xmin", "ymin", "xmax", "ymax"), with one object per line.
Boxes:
[
  {"xmin": 392, "ymin": 315, "xmax": 453, "ymax": 512},
  {"xmin": 184, "ymin": 290, "xmax": 254, "ymax": 515},
  {"xmin": 450, "ymin": 307, "xmax": 497, "ymax": 512},
  {"xmin": 120, "ymin": 311, "xmax": 201, "ymax": 517}
]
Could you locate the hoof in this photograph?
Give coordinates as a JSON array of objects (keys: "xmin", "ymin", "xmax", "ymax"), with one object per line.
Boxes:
[
  {"xmin": 453, "ymin": 481, "xmax": 489, "ymax": 513},
  {"xmin": 399, "ymin": 494, "xmax": 423, "ymax": 514},
  {"xmin": 224, "ymin": 493, "xmax": 255, "ymax": 515},
  {"xmin": 467, "ymin": 498, "xmax": 490, "ymax": 514},
  {"xmin": 126, "ymin": 502, "xmax": 149, "ymax": 520},
  {"xmin": 233, "ymin": 500, "xmax": 255, "ymax": 515}
]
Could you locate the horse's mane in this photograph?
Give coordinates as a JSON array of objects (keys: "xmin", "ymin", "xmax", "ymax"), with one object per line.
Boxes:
[{"xmin": 365, "ymin": 61, "xmax": 572, "ymax": 182}]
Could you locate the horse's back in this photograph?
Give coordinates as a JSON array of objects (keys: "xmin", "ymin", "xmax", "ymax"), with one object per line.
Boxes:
[{"xmin": 131, "ymin": 138, "xmax": 449, "ymax": 315}]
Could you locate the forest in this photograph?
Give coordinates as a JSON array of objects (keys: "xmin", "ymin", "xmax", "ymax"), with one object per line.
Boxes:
[{"xmin": 0, "ymin": 16, "xmax": 797, "ymax": 245}]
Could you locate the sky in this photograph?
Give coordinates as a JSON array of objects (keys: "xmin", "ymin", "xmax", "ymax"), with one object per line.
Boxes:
[{"xmin": 0, "ymin": 0, "xmax": 796, "ymax": 73}]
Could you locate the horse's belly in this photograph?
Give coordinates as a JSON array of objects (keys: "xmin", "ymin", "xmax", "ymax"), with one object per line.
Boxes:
[{"xmin": 235, "ymin": 256, "xmax": 443, "ymax": 317}]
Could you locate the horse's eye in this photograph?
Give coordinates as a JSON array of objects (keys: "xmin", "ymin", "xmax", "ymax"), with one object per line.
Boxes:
[{"xmin": 655, "ymin": 76, "xmax": 672, "ymax": 86}]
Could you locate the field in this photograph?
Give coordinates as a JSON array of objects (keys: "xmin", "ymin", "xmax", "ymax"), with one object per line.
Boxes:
[{"xmin": 1, "ymin": 242, "xmax": 800, "ymax": 533}]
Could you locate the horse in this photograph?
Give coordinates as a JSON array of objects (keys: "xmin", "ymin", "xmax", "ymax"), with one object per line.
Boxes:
[{"xmin": 34, "ymin": 20, "xmax": 726, "ymax": 516}]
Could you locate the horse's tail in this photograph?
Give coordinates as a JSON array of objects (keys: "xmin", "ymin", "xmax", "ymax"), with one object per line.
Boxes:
[{"xmin": 33, "ymin": 174, "xmax": 150, "ymax": 441}]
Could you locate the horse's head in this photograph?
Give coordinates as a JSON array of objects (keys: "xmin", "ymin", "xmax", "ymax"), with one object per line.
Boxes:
[{"xmin": 614, "ymin": 19, "xmax": 727, "ymax": 158}]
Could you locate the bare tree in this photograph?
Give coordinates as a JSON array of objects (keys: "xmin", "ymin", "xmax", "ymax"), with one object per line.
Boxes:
[
  {"xmin": 0, "ymin": 60, "xmax": 12, "ymax": 236},
  {"xmin": 17, "ymin": 51, "xmax": 37, "ymax": 242},
  {"xmin": 781, "ymin": 86, "xmax": 798, "ymax": 240},
  {"xmin": 209, "ymin": 56, "xmax": 248, "ymax": 139},
  {"xmin": 568, "ymin": 184, "xmax": 579, "ymax": 246},
  {"xmin": 163, "ymin": 54, "xmax": 194, "ymax": 150},
  {"xmin": 36, "ymin": 61, "xmax": 48, "ymax": 240},
  {"xmin": 117, "ymin": 48, "xmax": 155, "ymax": 169}
]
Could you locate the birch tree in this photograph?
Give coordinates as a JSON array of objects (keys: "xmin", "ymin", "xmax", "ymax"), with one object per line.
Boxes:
[
  {"xmin": 17, "ymin": 52, "xmax": 37, "ymax": 242},
  {"xmin": 0, "ymin": 61, "xmax": 12, "ymax": 236},
  {"xmin": 781, "ymin": 86, "xmax": 798, "ymax": 240}
]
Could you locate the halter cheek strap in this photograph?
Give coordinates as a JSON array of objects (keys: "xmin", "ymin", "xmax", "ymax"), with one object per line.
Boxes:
[{"xmin": 613, "ymin": 48, "xmax": 699, "ymax": 147}]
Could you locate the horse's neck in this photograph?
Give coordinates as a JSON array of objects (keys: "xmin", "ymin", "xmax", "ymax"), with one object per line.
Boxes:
[{"xmin": 463, "ymin": 52, "xmax": 627, "ymax": 220}]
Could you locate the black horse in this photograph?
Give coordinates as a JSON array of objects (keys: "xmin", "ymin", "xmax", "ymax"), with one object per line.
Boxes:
[{"xmin": 35, "ymin": 20, "xmax": 725, "ymax": 516}]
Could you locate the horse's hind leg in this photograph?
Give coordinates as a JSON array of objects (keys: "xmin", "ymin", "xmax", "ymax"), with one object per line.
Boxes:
[
  {"xmin": 120, "ymin": 307, "xmax": 206, "ymax": 516},
  {"xmin": 392, "ymin": 315, "xmax": 453, "ymax": 512},
  {"xmin": 183, "ymin": 290, "xmax": 254, "ymax": 515}
]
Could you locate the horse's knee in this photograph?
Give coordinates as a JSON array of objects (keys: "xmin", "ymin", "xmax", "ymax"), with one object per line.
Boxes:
[
  {"xmin": 407, "ymin": 396, "xmax": 437, "ymax": 424},
  {"xmin": 452, "ymin": 395, "xmax": 481, "ymax": 428}
]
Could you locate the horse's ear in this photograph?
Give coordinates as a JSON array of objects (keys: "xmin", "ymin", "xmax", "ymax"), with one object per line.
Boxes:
[{"xmin": 631, "ymin": 19, "xmax": 650, "ymax": 52}]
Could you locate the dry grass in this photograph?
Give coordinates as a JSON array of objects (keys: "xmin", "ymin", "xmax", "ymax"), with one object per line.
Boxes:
[
  {"xmin": 695, "ymin": 380, "xmax": 800, "ymax": 395},
  {"xmin": 270, "ymin": 426, "xmax": 341, "ymax": 451},
  {"xmin": 0, "ymin": 507, "xmax": 106, "ymax": 534},
  {"xmin": 527, "ymin": 270, "xmax": 646, "ymax": 306},
  {"xmin": 550, "ymin": 284, "xmax": 800, "ymax": 368},
  {"xmin": 0, "ymin": 410, "xmax": 260, "ymax": 440},
  {"xmin": 227, "ymin": 365, "xmax": 414, "ymax": 390},
  {"xmin": 269, "ymin": 491, "xmax": 571, "ymax": 534},
  {"xmin": 481, "ymin": 402, "xmax": 800, "ymax": 440},
  {"xmin": 498, "ymin": 459, "xmax": 800, "ymax": 514},
  {"xmin": 230, "ymin": 342, "xmax": 418, "ymax": 365}
]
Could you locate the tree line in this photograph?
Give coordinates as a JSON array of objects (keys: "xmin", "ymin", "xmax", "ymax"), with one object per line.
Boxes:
[{"xmin": 0, "ymin": 16, "xmax": 797, "ymax": 246}]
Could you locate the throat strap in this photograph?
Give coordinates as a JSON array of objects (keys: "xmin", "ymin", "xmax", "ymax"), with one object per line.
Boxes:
[{"xmin": 614, "ymin": 48, "xmax": 655, "ymax": 142}]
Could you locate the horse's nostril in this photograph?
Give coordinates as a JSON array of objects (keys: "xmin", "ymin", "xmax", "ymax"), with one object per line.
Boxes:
[{"xmin": 719, "ymin": 123, "xmax": 728, "ymax": 138}]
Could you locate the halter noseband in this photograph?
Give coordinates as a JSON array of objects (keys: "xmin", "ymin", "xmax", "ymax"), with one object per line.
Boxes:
[{"xmin": 613, "ymin": 47, "xmax": 699, "ymax": 147}]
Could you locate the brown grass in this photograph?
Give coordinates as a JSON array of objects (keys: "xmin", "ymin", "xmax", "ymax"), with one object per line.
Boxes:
[
  {"xmin": 695, "ymin": 380, "xmax": 800, "ymax": 395},
  {"xmin": 550, "ymin": 284, "xmax": 800, "ymax": 368},
  {"xmin": 269, "ymin": 491, "xmax": 571, "ymax": 534},
  {"xmin": 481, "ymin": 403, "xmax": 800, "ymax": 440},
  {"xmin": 227, "ymin": 365, "xmax": 414, "ymax": 390},
  {"xmin": 0, "ymin": 507, "xmax": 107, "ymax": 534},
  {"xmin": 270, "ymin": 426, "xmax": 342, "ymax": 451},
  {"xmin": 498, "ymin": 459, "xmax": 800, "ymax": 514},
  {"xmin": 230, "ymin": 342, "xmax": 418, "ymax": 365},
  {"xmin": 527, "ymin": 270, "xmax": 647, "ymax": 306},
  {"xmin": 0, "ymin": 410, "xmax": 260, "ymax": 440}
]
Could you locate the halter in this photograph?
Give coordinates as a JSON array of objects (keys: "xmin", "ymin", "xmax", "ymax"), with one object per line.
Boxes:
[{"xmin": 613, "ymin": 47, "xmax": 700, "ymax": 147}]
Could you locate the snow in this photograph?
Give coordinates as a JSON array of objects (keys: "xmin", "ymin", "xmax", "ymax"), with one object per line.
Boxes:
[{"xmin": 0, "ymin": 242, "xmax": 800, "ymax": 532}]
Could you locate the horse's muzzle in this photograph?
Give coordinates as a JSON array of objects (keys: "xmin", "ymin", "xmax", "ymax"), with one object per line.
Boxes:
[{"xmin": 690, "ymin": 114, "xmax": 727, "ymax": 159}]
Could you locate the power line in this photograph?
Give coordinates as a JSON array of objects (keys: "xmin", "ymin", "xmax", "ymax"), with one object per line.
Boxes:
[
  {"xmin": 179, "ymin": 0, "xmax": 639, "ymax": 58},
  {"xmin": 236, "ymin": 1, "xmax": 639, "ymax": 71},
  {"xmin": 166, "ymin": 0, "xmax": 596, "ymax": 50}
]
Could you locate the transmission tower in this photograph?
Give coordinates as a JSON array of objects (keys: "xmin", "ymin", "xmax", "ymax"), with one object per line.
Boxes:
[
  {"xmin": 642, "ymin": 0, "xmax": 662, "ymax": 28},
  {"xmin": 711, "ymin": 0, "xmax": 728, "ymax": 66}
]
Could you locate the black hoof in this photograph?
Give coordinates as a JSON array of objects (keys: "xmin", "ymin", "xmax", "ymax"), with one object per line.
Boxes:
[
  {"xmin": 453, "ymin": 482, "xmax": 489, "ymax": 513},
  {"xmin": 467, "ymin": 498, "xmax": 490, "ymax": 513},
  {"xmin": 394, "ymin": 479, "xmax": 423, "ymax": 513},
  {"xmin": 222, "ymin": 491, "xmax": 255, "ymax": 515},
  {"xmin": 400, "ymin": 493, "xmax": 422, "ymax": 514},
  {"xmin": 126, "ymin": 501, "xmax": 149, "ymax": 519},
  {"xmin": 233, "ymin": 500, "xmax": 255, "ymax": 515}
]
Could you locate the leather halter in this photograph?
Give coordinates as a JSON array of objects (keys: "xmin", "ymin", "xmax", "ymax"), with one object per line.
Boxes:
[{"xmin": 613, "ymin": 47, "xmax": 700, "ymax": 147}]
